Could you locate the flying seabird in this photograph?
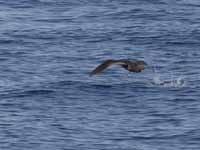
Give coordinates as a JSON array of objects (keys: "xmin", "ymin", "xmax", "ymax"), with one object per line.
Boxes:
[{"xmin": 89, "ymin": 59, "xmax": 147, "ymax": 76}]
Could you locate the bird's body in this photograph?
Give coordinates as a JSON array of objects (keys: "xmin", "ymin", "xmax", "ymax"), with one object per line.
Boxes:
[{"xmin": 89, "ymin": 59, "xmax": 147, "ymax": 76}]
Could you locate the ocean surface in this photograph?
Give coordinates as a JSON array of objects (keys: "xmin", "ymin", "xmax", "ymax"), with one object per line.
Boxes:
[{"xmin": 0, "ymin": 0, "xmax": 200, "ymax": 149}]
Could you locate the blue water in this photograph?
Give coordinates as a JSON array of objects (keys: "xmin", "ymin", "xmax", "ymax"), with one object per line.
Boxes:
[{"xmin": 0, "ymin": 0, "xmax": 200, "ymax": 149}]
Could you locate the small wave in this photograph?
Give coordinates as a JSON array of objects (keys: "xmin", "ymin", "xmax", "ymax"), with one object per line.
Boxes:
[
  {"xmin": 23, "ymin": 89, "xmax": 54, "ymax": 95},
  {"xmin": 0, "ymin": 89, "xmax": 55, "ymax": 99},
  {"xmin": 13, "ymin": 89, "xmax": 55, "ymax": 98}
]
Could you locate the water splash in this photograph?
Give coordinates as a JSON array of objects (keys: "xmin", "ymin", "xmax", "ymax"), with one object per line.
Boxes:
[
  {"xmin": 151, "ymin": 67, "xmax": 186, "ymax": 88},
  {"xmin": 152, "ymin": 75, "xmax": 185, "ymax": 88}
]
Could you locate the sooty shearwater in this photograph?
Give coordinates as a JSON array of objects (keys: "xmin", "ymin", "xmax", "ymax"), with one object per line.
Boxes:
[{"xmin": 90, "ymin": 59, "xmax": 147, "ymax": 76}]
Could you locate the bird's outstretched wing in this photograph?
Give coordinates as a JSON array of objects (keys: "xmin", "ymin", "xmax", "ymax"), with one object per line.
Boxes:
[{"xmin": 89, "ymin": 59, "xmax": 126, "ymax": 76}]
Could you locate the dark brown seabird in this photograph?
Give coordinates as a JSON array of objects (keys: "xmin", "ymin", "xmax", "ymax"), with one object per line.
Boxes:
[{"xmin": 89, "ymin": 59, "xmax": 147, "ymax": 76}]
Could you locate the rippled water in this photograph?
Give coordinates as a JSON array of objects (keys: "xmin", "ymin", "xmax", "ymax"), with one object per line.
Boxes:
[{"xmin": 0, "ymin": 0, "xmax": 200, "ymax": 149}]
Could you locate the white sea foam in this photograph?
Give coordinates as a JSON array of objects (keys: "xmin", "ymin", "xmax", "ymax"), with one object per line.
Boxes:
[{"xmin": 151, "ymin": 68, "xmax": 186, "ymax": 88}]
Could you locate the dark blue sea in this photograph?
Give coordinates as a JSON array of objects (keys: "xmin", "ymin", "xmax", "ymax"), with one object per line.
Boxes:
[{"xmin": 0, "ymin": 0, "xmax": 200, "ymax": 149}]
